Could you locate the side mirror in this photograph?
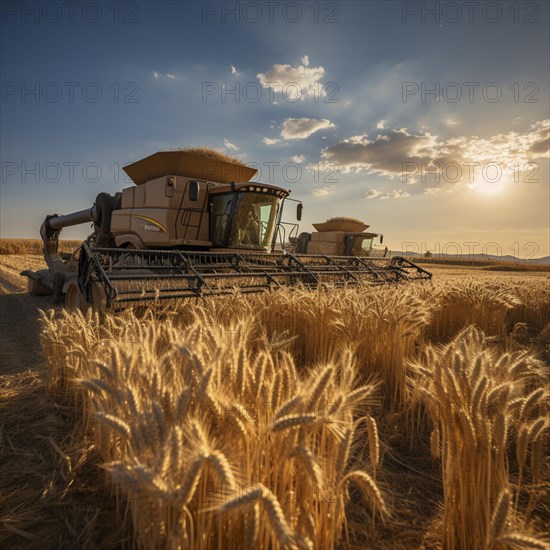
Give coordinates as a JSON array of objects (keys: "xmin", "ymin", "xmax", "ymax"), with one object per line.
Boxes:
[
  {"xmin": 296, "ymin": 203, "xmax": 303, "ymax": 221},
  {"xmin": 165, "ymin": 176, "xmax": 175, "ymax": 197},
  {"xmin": 380, "ymin": 235, "xmax": 384, "ymax": 244},
  {"xmin": 188, "ymin": 180, "xmax": 200, "ymax": 201}
]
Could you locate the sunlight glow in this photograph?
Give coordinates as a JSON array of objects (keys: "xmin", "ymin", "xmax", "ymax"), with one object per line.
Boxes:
[{"xmin": 468, "ymin": 178, "xmax": 508, "ymax": 195}]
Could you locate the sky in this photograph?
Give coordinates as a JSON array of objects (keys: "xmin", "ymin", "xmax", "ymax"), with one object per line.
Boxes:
[{"xmin": 1, "ymin": 0, "xmax": 549, "ymax": 258}]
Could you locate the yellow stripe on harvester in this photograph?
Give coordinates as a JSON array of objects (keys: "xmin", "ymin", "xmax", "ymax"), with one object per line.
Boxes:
[{"xmin": 133, "ymin": 215, "xmax": 167, "ymax": 234}]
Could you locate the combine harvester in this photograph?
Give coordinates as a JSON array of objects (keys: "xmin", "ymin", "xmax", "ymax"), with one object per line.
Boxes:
[
  {"xmin": 22, "ymin": 149, "xmax": 431, "ymax": 312},
  {"xmin": 291, "ymin": 217, "xmax": 389, "ymax": 258}
]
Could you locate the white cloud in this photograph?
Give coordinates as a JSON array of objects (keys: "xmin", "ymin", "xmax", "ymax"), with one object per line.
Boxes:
[
  {"xmin": 376, "ymin": 120, "xmax": 386, "ymax": 129},
  {"xmin": 312, "ymin": 186, "xmax": 335, "ymax": 197},
  {"xmin": 424, "ymin": 187, "xmax": 440, "ymax": 194},
  {"xmin": 223, "ymin": 138, "xmax": 239, "ymax": 151},
  {"xmin": 445, "ymin": 118, "xmax": 458, "ymax": 126},
  {"xmin": 365, "ymin": 189, "xmax": 381, "ymax": 199},
  {"xmin": 262, "ymin": 137, "xmax": 282, "ymax": 145},
  {"xmin": 257, "ymin": 57, "xmax": 325, "ymax": 100},
  {"xmin": 153, "ymin": 71, "xmax": 179, "ymax": 80},
  {"xmin": 445, "ymin": 120, "xmax": 550, "ymax": 163},
  {"xmin": 366, "ymin": 189, "xmax": 410, "ymax": 200},
  {"xmin": 231, "ymin": 65, "xmax": 238, "ymax": 75},
  {"xmin": 322, "ymin": 129, "xmax": 429, "ymax": 176},
  {"xmin": 321, "ymin": 120, "xmax": 550, "ymax": 193},
  {"xmin": 389, "ymin": 189, "xmax": 410, "ymax": 199},
  {"xmin": 281, "ymin": 117, "xmax": 335, "ymax": 140},
  {"xmin": 291, "ymin": 155, "xmax": 305, "ymax": 163}
]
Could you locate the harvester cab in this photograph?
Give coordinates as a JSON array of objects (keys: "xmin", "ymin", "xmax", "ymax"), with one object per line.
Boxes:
[
  {"xmin": 345, "ymin": 233, "xmax": 385, "ymax": 257},
  {"xmin": 21, "ymin": 149, "xmax": 431, "ymax": 312},
  {"xmin": 108, "ymin": 150, "xmax": 292, "ymax": 253}
]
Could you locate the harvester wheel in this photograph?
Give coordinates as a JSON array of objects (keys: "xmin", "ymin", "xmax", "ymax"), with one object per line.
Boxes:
[
  {"xmin": 65, "ymin": 281, "xmax": 89, "ymax": 313},
  {"xmin": 91, "ymin": 282, "xmax": 107, "ymax": 314},
  {"xmin": 28, "ymin": 278, "xmax": 52, "ymax": 296},
  {"xmin": 53, "ymin": 273, "xmax": 65, "ymax": 304}
]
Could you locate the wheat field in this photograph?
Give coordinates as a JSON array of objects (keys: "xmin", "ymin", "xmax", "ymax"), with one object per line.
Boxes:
[
  {"xmin": 20, "ymin": 271, "xmax": 545, "ymax": 550},
  {"xmin": 1, "ymin": 258, "xmax": 549, "ymax": 549}
]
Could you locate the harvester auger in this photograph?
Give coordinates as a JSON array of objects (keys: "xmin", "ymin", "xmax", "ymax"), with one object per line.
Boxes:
[{"xmin": 21, "ymin": 149, "xmax": 431, "ymax": 312}]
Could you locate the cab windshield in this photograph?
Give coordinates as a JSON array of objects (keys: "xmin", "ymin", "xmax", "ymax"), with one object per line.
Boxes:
[
  {"xmin": 351, "ymin": 236, "xmax": 374, "ymax": 256},
  {"xmin": 211, "ymin": 192, "xmax": 280, "ymax": 250}
]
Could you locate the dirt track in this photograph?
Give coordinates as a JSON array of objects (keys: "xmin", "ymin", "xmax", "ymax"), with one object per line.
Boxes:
[
  {"xmin": 0, "ymin": 255, "xmax": 53, "ymax": 375},
  {"xmin": 0, "ymin": 256, "xmax": 60, "ymax": 546},
  {"xmin": 0, "ymin": 256, "xmax": 113, "ymax": 548}
]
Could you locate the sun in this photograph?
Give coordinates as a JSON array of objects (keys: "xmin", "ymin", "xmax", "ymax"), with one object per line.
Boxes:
[{"xmin": 468, "ymin": 178, "xmax": 508, "ymax": 195}]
